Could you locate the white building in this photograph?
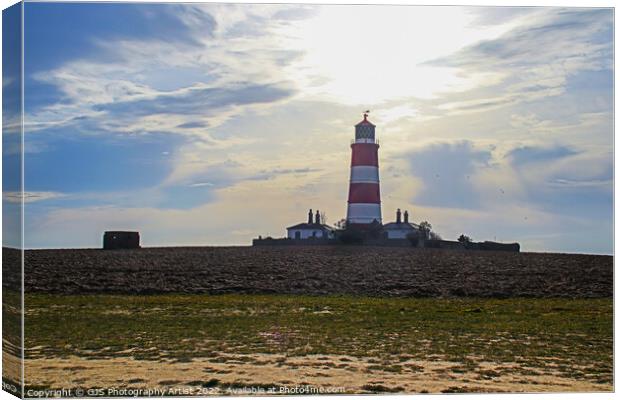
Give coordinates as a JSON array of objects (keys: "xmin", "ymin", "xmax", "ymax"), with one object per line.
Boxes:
[
  {"xmin": 383, "ymin": 209, "xmax": 420, "ymax": 239},
  {"xmin": 286, "ymin": 209, "xmax": 335, "ymax": 240}
]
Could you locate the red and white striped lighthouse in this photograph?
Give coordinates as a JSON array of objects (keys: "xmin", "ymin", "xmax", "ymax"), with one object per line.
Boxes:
[{"xmin": 346, "ymin": 112, "xmax": 382, "ymax": 226}]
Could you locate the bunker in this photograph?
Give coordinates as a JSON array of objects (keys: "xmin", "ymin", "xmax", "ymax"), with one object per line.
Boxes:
[{"xmin": 103, "ymin": 231, "xmax": 140, "ymax": 250}]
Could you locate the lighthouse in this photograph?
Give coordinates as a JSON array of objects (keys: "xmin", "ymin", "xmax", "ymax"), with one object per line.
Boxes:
[{"xmin": 346, "ymin": 112, "xmax": 382, "ymax": 226}]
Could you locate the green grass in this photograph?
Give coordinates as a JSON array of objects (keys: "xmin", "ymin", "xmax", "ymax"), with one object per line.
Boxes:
[
  {"xmin": 3, "ymin": 290, "xmax": 22, "ymax": 356},
  {"xmin": 23, "ymin": 294, "xmax": 612, "ymax": 382}
]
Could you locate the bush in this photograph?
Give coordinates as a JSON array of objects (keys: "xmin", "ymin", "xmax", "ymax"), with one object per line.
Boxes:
[
  {"xmin": 458, "ymin": 234, "xmax": 472, "ymax": 243},
  {"xmin": 429, "ymin": 232, "xmax": 442, "ymax": 240},
  {"xmin": 337, "ymin": 229, "xmax": 364, "ymax": 244}
]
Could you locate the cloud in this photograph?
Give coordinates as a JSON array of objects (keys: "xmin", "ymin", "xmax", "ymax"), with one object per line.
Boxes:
[
  {"xmin": 407, "ymin": 141, "xmax": 493, "ymax": 209},
  {"xmin": 548, "ymin": 178, "xmax": 611, "ymax": 188},
  {"xmin": 498, "ymin": 144, "xmax": 611, "ymax": 220},
  {"xmin": 424, "ymin": 8, "xmax": 612, "ymax": 116},
  {"xmin": 177, "ymin": 121, "xmax": 208, "ymax": 129},
  {"xmin": 188, "ymin": 182, "xmax": 215, "ymax": 188},
  {"xmin": 433, "ymin": 9, "xmax": 611, "ymax": 70},
  {"xmin": 25, "ymin": 4, "xmax": 305, "ymax": 141},
  {"xmin": 94, "ymin": 82, "xmax": 294, "ymax": 118},
  {"xmin": 467, "ymin": 6, "xmax": 537, "ymax": 27},
  {"xmin": 23, "ymin": 3, "xmax": 310, "ymax": 210},
  {"xmin": 402, "ymin": 139, "xmax": 611, "ymax": 222},
  {"xmin": 506, "ymin": 145, "xmax": 578, "ymax": 166},
  {"xmin": 169, "ymin": 161, "xmax": 323, "ymax": 191},
  {"xmin": 259, "ymin": 167, "xmax": 323, "ymax": 176},
  {"xmin": 3, "ymin": 191, "xmax": 66, "ymax": 203}
]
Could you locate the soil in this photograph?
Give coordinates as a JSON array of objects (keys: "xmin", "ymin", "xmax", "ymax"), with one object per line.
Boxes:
[{"xmin": 5, "ymin": 246, "xmax": 611, "ymax": 297}]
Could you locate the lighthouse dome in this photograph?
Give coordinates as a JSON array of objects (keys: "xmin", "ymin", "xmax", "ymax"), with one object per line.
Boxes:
[
  {"xmin": 355, "ymin": 112, "xmax": 376, "ymax": 142},
  {"xmin": 355, "ymin": 114, "xmax": 376, "ymax": 127}
]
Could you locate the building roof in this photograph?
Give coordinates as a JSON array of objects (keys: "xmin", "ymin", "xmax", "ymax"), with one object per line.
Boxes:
[
  {"xmin": 355, "ymin": 113, "xmax": 376, "ymax": 127},
  {"xmin": 286, "ymin": 223, "xmax": 333, "ymax": 230},
  {"xmin": 382, "ymin": 222, "xmax": 419, "ymax": 230}
]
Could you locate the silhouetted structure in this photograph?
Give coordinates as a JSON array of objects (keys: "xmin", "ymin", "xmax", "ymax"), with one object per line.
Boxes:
[
  {"xmin": 286, "ymin": 209, "xmax": 335, "ymax": 240},
  {"xmin": 347, "ymin": 112, "xmax": 382, "ymax": 225},
  {"xmin": 383, "ymin": 208, "xmax": 419, "ymax": 239},
  {"xmin": 103, "ymin": 231, "xmax": 140, "ymax": 250}
]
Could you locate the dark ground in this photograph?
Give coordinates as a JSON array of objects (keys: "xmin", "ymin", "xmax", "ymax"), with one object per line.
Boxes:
[{"xmin": 5, "ymin": 246, "xmax": 612, "ymax": 297}]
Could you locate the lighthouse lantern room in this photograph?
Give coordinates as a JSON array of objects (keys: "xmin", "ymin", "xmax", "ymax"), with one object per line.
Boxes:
[{"xmin": 346, "ymin": 112, "xmax": 382, "ymax": 226}]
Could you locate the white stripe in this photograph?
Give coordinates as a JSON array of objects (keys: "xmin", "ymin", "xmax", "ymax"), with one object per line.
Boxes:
[
  {"xmin": 350, "ymin": 166, "xmax": 379, "ymax": 183},
  {"xmin": 347, "ymin": 203, "xmax": 382, "ymax": 224}
]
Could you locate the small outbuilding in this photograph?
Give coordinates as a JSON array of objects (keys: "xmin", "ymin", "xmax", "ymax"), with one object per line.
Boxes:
[
  {"xmin": 103, "ymin": 231, "xmax": 141, "ymax": 249},
  {"xmin": 383, "ymin": 209, "xmax": 420, "ymax": 239},
  {"xmin": 286, "ymin": 209, "xmax": 335, "ymax": 240}
]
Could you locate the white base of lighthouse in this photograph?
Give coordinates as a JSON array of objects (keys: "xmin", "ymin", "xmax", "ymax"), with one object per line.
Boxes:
[{"xmin": 346, "ymin": 203, "xmax": 382, "ymax": 224}]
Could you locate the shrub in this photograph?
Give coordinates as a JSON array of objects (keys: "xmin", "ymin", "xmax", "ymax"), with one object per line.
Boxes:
[{"xmin": 458, "ymin": 234, "xmax": 472, "ymax": 243}]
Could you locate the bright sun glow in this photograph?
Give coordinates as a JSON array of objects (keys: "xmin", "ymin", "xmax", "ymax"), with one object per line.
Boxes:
[{"xmin": 281, "ymin": 6, "xmax": 516, "ymax": 105}]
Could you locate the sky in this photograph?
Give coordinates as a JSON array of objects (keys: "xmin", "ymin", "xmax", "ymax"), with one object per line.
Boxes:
[{"xmin": 2, "ymin": 3, "xmax": 613, "ymax": 253}]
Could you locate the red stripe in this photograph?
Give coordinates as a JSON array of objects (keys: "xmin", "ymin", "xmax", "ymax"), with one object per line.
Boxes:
[
  {"xmin": 351, "ymin": 143, "xmax": 379, "ymax": 167},
  {"xmin": 348, "ymin": 182, "xmax": 381, "ymax": 203}
]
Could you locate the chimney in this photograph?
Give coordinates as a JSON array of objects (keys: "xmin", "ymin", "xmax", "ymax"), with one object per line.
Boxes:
[
  {"xmin": 315, "ymin": 209, "xmax": 321, "ymax": 225},
  {"xmin": 308, "ymin": 209, "xmax": 313, "ymax": 224},
  {"xmin": 396, "ymin": 208, "xmax": 402, "ymax": 224},
  {"xmin": 404, "ymin": 210, "xmax": 409, "ymax": 223}
]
